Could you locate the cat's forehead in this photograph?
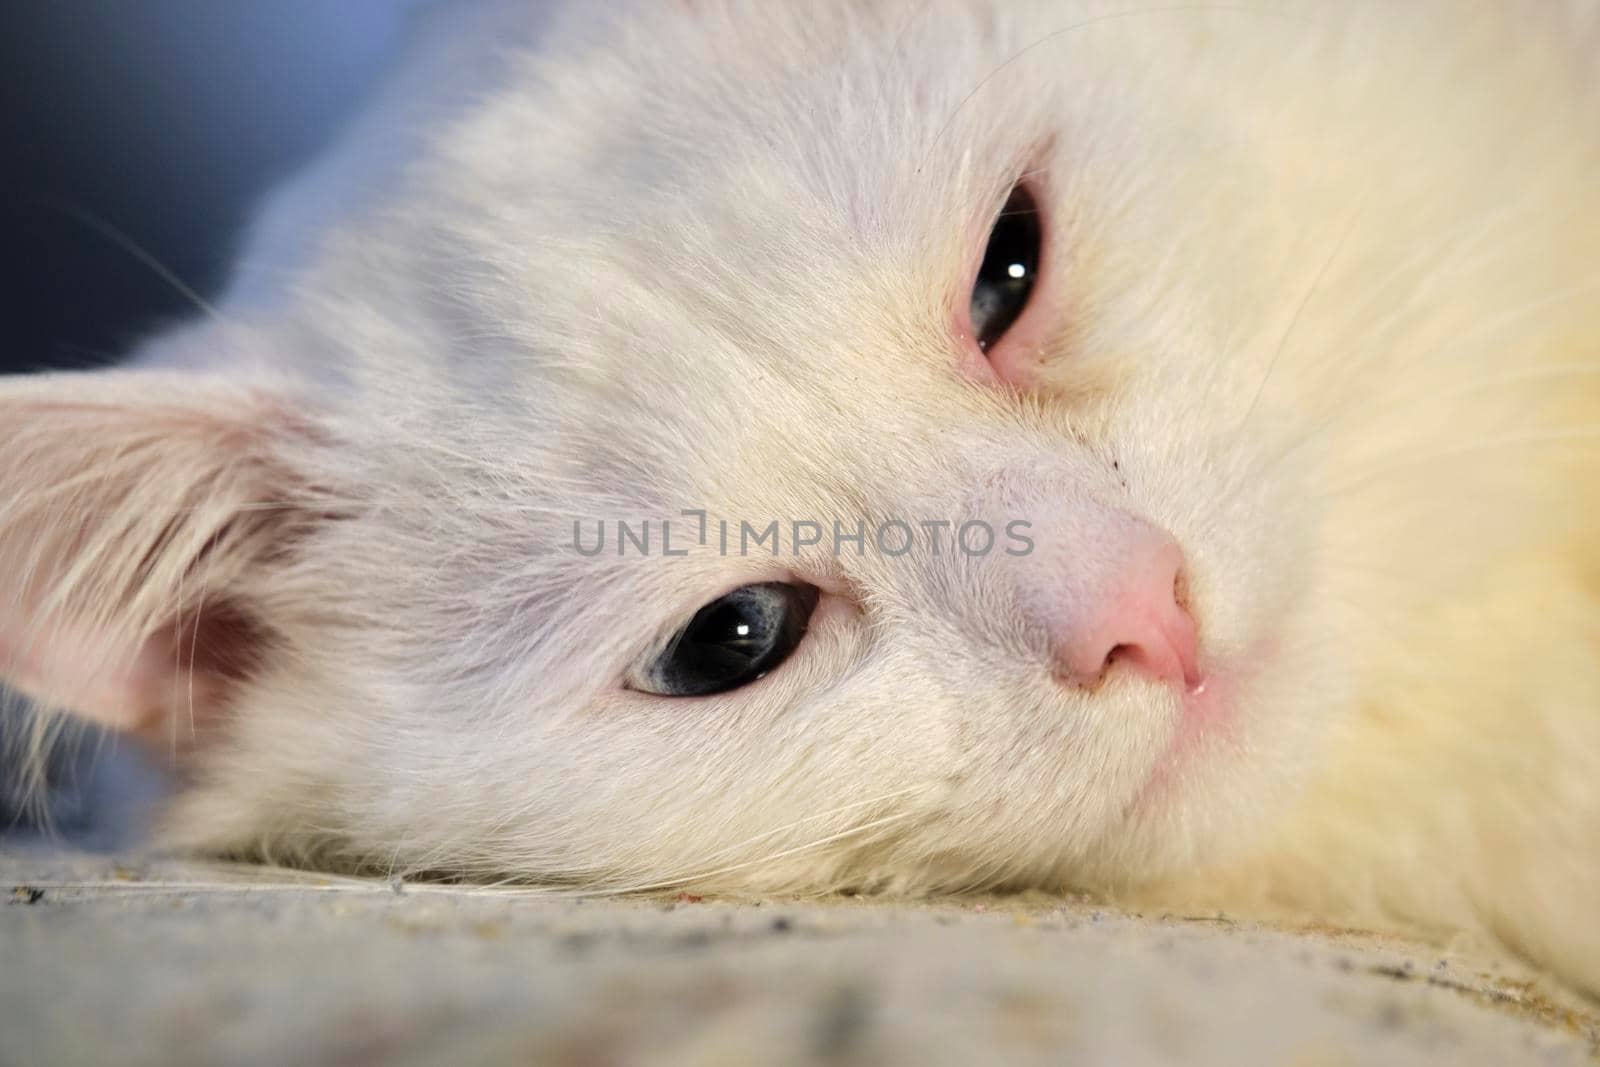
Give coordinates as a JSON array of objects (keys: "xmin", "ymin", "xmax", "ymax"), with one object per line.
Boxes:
[
  {"xmin": 317, "ymin": 0, "xmax": 1275, "ymax": 534},
  {"xmin": 380, "ymin": 5, "xmax": 1060, "ymax": 500},
  {"xmin": 413, "ymin": 1, "xmax": 1064, "ymax": 307}
]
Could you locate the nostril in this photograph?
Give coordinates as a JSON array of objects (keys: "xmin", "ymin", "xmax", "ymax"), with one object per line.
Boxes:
[{"xmin": 1172, "ymin": 565, "xmax": 1191, "ymax": 614}]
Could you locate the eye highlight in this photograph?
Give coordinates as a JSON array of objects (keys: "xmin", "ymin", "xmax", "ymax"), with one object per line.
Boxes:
[
  {"xmin": 629, "ymin": 582, "xmax": 820, "ymax": 697},
  {"xmin": 970, "ymin": 184, "xmax": 1042, "ymax": 353}
]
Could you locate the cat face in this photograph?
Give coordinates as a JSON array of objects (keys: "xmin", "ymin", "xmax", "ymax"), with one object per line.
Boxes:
[{"xmin": 5, "ymin": 0, "xmax": 1591, "ymax": 890}]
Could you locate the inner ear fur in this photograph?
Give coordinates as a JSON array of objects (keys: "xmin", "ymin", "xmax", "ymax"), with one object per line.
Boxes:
[{"xmin": 0, "ymin": 369, "xmax": 338, "ymax": 743}]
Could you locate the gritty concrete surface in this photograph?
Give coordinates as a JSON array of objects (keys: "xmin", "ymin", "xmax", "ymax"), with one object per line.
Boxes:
[{"xmin": 2, "ymin": 849, "xmax": 1597, "ymax": 1066}]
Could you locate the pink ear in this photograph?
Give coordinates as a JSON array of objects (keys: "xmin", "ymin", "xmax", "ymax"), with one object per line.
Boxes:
[{"xmin": 0, "ymin": 370, "xmax": 330, "ymax": 743}]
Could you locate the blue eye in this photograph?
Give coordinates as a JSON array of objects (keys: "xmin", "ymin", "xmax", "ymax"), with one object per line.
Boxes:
[
  {"xmin": 970, "ymin": 184, "xmax": 1042, "ymax": 352},
  {"xmin": 631, "ymin": 582, "xmax": 819, "ymax": 697}
]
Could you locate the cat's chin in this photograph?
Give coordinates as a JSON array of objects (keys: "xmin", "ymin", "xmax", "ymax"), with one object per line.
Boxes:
[
  {"xmin": 1118, "ymin": 628, "xmax": 1284, "ymax": 821},
  {"xmin": 1130, "ymin": 672, "xmax": 1240, "ymax": 810}
]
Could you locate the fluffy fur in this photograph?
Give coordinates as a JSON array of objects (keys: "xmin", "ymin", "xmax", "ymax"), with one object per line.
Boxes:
[{"xmin": 4, "ymin": 0, "xmax": 1600, "ymax": 996}]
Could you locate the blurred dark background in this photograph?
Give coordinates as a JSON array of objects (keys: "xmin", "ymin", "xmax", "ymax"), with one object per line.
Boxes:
[{"xmin": 0, "ymin": 1, "xmax": 413, "ymax": 375}]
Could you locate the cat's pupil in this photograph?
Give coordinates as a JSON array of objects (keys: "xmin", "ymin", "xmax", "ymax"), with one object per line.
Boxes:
[
  {"xmin": 971, "ymin": 184, "xmax": 1041, "ymax": 352},
  {"xmin": 636, "ymin": 582, "xmax": 819, "ymax": 697}
]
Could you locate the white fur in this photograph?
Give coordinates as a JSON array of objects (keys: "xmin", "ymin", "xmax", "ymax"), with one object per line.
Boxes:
[{"xmin": 5, "ymin": 0, "xmax": 1600, "ymax": 996}]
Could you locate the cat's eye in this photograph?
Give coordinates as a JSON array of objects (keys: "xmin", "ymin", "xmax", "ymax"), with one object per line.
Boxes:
[
  {"xmin": 629, "ymin": 582, "xmax": 820, "ymax": 697},
  {"xmin": 970, "ymin": 184, "xmax": 1042, "ymax": 353}
]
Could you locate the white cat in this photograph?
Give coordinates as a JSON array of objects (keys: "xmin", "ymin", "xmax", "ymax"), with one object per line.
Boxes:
[{"xmin": 4, "ymin": 0, "xmax": 1600, "ymax": 997}]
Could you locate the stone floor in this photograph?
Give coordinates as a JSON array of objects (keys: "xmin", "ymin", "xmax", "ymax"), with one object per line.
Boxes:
[{"xmin": 3, "ymin": 848, "xmax": 1597, "ymax": 1066}]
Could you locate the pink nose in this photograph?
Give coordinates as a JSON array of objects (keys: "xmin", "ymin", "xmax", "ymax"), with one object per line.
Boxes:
[{"xmin": 1047, "ymin": 528, "xmax": 1201, "ymax": 691}]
